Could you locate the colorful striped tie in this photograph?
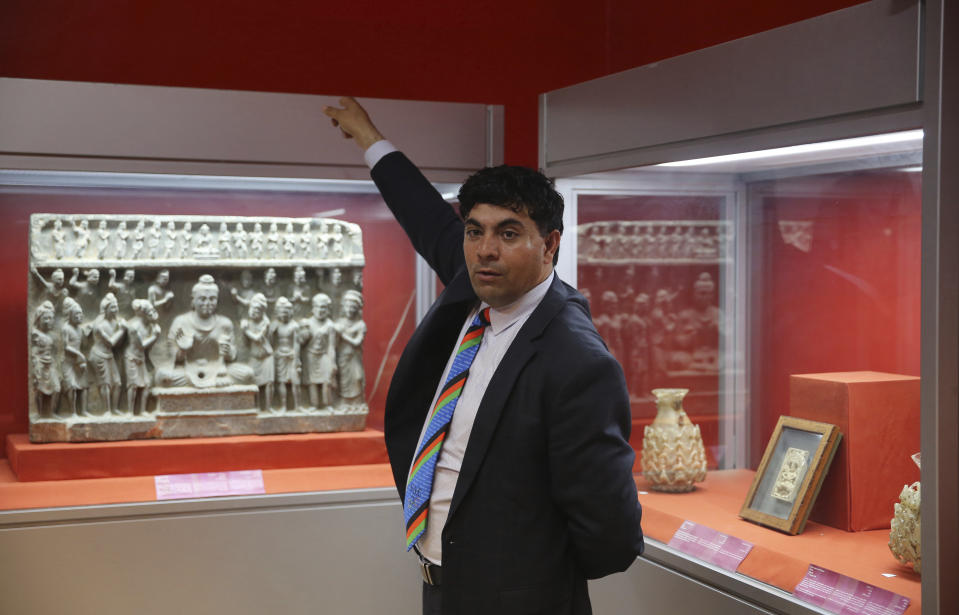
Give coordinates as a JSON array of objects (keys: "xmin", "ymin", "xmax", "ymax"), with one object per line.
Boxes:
[{"xmin": 404, "ymin": 307, "xmax": 491, "ymax": 551}]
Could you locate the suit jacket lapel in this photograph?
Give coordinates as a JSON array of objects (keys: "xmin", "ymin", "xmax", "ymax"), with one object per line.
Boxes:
[{"xmin": 448, "ymin": 275, "xmax": 573, "ymax": 520}]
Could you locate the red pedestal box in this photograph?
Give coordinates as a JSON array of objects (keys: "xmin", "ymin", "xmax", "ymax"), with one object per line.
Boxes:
[{"xmin": 788, "ymin": 372, "xmax": 920, "ymax": 531}]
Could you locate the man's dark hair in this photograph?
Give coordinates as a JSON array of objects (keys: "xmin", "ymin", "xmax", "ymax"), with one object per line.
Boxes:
[{"xmin": 458, "ymin": 165, "xmax": 564, "ymax": 264}]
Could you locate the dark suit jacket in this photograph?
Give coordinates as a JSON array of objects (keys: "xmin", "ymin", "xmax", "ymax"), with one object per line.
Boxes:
[{"xmin": 372, "ymin": 151, "xmax": 643, "ymax": 615}]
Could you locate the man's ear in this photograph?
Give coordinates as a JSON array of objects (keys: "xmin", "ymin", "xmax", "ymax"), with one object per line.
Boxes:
[{"xmin": 544, "ymin": 230, "xmax": 561, "ymax": 263}]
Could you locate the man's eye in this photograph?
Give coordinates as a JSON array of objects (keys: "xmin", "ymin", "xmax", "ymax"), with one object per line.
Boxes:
[
  {"xmin": 466, "ymin": 229, "xmax": 481, "ymax": 238},
  {"xmin": 502, "ymin": 231, "xmax": 518, "ymax": 240}
]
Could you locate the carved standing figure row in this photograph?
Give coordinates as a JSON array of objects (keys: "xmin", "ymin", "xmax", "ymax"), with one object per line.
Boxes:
[{"xmin": 30, "ymin": 270, "xmax": 365, "ymax": 418}]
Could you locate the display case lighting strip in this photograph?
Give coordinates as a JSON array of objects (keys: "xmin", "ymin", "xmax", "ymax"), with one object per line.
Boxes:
[{"xmin": 657, "ymin": 130, "xmax": 924, "ymax": 168}]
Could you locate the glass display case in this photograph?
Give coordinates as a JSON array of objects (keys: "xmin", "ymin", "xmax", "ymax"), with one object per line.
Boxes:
[
  {"xmin": 542, "ymin": 1, "xmax": 956, "ymax": 612},
  {"xmin": 560, "ymin": 130, "xmax": 923, "ymax": 473}
]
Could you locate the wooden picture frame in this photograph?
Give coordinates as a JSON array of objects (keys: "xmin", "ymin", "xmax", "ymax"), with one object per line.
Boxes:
[{"xmin": 740, "ymin": 416, "xmax": 842, "ymax": 535}]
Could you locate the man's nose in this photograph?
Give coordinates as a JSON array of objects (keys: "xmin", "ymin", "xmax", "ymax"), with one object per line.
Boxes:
[{"xmin": 477, "ymin": 235, "xmax": 499, "ymax": 259}]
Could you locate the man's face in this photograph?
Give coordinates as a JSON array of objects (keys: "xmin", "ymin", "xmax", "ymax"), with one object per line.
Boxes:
[
  {"xmin": 463, "ymin": 203, "xmax": 558, "ymax": 308},
  {"xmin": 52, "ymin": 270, "xmax": 65, "ymax": 286},
  {"xmin": 123, "ymin": 270, "xmax": 134, "ymax": 284},
  {"xmin": 193, "ymin": 288, "xmax": 218, "ymax": 318}
]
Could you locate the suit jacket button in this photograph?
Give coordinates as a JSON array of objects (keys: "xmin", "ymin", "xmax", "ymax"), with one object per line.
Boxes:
[{"xmin": 447, "ymin": 536, "xmax": 455, "ymax": 545}]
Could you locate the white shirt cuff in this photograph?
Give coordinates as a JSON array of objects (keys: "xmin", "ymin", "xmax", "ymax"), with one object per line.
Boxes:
[{"xmin": 364, "ymin": 140, "xmax": 398, "ymax": 169}]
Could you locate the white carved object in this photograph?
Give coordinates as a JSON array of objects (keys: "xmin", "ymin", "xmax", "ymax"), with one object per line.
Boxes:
[
  {"xmin": 889, "ymin": 452, "xmax": 921, "ymax": 574},
  {"xmin": 771, "ymin": 447, "xmax": 810, "ymax": 503},
  {"xmin": 641, "ymin": 387, "xmax": 708, "ymax": 492}
]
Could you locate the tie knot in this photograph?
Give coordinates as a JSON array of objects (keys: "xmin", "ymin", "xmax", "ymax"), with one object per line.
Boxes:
[{"xmin": 475, "ymin": 307, "xmax": 491, "ymax": 328}]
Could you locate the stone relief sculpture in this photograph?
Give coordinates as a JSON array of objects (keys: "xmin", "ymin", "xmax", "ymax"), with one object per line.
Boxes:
[
  {"xmin": 240, "ymin": 293, "xmax": 273, "ymax": 412},
  {"xmin": 27, "ymin": 213, "xmax": 367, "ymax": 443},
  {"xmin": 335, "ymin": 290, "xmax": 367, "ymax": 406},
  {"xmin": 97, "ymin": 221, "xmax": 111, "ymax": 259},
  {"xmin": 270, "ymin": 296, "xmax": 301, "ymax": 411},
  {"xmin": 90, "ymin": 293, "xmax": 125, "ymax": 415},
  {"xmin": 31, "ymin": 301, "xmax": 60, "ymax": 417},
  {"xmin": 289, "ymin": 266, "xmax": 311, "ymax": 318},
  {"xmin": 156, "ymin": 274, "xmax": 254, "ymax": 388},
  {"xmin": 148, "ymin": 269, "xmax": 175, "ymax": 316},
  {"xmin": 60, "ymin": 297, "xmax": 89, "ymax": 417},
  {"xmin": 124, "ymin": 299, "xmax": 161, "ymax": 416},
  {"xmin": 301, "ymin": 294, "xmax": 337, "ymax": 409},
  {"xmin": 108, "ymin": 268, "xmax": 136, "ymax": 317},
  {"xmin": 577, "ymin": 220, "xmax": 729, "ymax": 393}
]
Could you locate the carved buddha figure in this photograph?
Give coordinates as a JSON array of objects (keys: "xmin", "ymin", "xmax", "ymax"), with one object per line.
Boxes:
[{"xmin": 156, "ymin": 274, "xmax": 254, "ymax": 388}]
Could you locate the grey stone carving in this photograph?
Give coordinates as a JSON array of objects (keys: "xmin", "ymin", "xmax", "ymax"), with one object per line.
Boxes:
[
  {"xmin": 27, "ymin": 213, "xmax": 367, "ymax": 443},
  {"xmin": 124, "ymin": 299, "xmax": 161, "ymax": 416},
  {"xmin": 335, "ymin": 290, "xmax": 366, "ymax": 405},
  {"xmin": 31, "ymin": 301, "xmax": 60, "ymax": 417},
  {"xmin": 240, "ymin": 293, "xmax": 273, "ymax": 412},
  {"xmin": 271, "ymin": 296, "xmax": 301, "ymax": 411},
  {"xmin": 60, "ymin": 297, "xmax": 88, "ymax": 417},
  {"xmin": 90, "ymin": 293, "xmax": 124, "ymax": 415},
  {"xmin": 301, "ymin": 294, "xmax": 337, "ymax": 409}
]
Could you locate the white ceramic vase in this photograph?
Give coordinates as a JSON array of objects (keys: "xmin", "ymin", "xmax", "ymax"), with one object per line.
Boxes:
[{"xmin": 641, "ymin": 388, "xmax": 707, "ymax": 492}]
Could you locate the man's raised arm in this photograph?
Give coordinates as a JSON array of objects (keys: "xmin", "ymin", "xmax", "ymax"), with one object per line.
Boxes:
[{"xmin": 321, "ymin": 96, "xmax": 466, "ymax": 284}]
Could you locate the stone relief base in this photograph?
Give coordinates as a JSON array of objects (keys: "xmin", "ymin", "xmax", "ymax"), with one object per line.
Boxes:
[
  {"xmin": 6, "ymin": 430, "xmax": 388, "ymax": 482},
  {"xmin": 29, "ymin": 402, "xmax": 369, "ymax": 443}
]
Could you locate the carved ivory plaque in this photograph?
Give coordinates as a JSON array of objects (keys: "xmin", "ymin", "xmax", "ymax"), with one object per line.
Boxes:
[
  {"xmin": 27, "ymin": 213, "xmax": 368, "ymax": 442},
  {"xmin": 771, "ymin": 447, "xmax": 810, "ymax": 503}
]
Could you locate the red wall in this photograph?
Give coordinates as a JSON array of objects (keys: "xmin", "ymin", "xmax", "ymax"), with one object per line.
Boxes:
[
  {"xmin": 752, "ymin": 170, "xmax": 922, "ymax": 466},
  {"xmin": 0, "ymin": 0, "xmax": 866, "ymax": 167}
]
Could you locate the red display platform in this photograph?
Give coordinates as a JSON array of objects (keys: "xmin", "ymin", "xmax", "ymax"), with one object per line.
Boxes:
[
  {"xmin": 789, "ymin": 372, "xmax": 920, "ymax": 531},
  {"xmin": 637, "ymin": 470, "xmax": 920, "ymax": 613},
  {"xmin": 6, "ymin": 429, "xmax": 389, "ymax": 482},
  {"xmin": 0, "ymin": 460, "xmax": 396, "ymax": 511}
]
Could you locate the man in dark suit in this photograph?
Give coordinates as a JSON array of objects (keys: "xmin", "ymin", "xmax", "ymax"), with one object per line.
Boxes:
[{"xmin": 324, "ymin": 97, "xmax": 643, "ymax": 615}]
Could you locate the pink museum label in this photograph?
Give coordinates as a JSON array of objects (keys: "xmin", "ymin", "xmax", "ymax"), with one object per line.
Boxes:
[
  {"xmin": 667, "ymin": 520, "xmax": 754, "ymax": 572},
  {"xmin": 794, "ymin": 565, "xmax": 910, "ymax": 615},
  {"xmin": 154, "ymin": 470, "xmax": 266, "ymax": 500}
]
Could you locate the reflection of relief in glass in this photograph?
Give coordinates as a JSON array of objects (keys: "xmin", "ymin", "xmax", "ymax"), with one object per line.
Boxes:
[
  {"xmin": 577, "ymin": 221, "xmax": 733, "ymax": 264},
  {"xmin": 585, "ymin": 269, "xmax": 721, "ymax": 382},
  {"xmin": 772, "ymin": 447, "xmax": 810, "ymax": 503},
  {"xmin": 27, "ymin": 213, "xmax": 368, "ymax": 444},
  {"xmin": 778, "ymin": 220, "xmax": 814, "ymax": 253}
]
